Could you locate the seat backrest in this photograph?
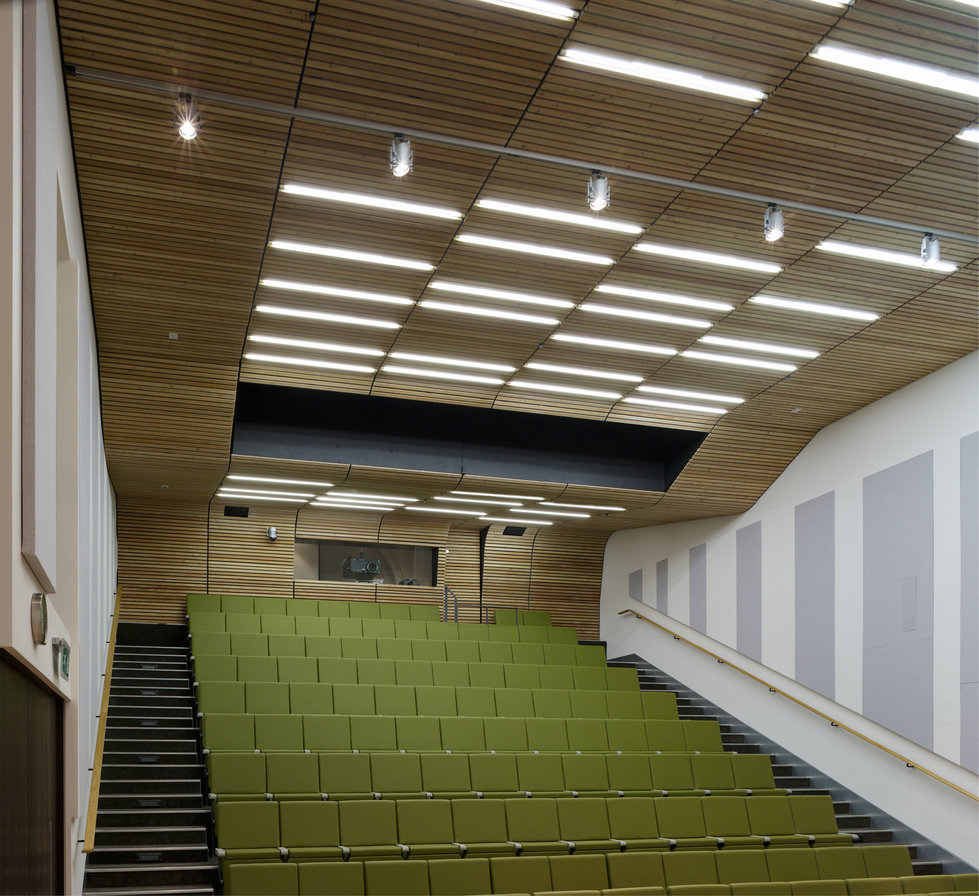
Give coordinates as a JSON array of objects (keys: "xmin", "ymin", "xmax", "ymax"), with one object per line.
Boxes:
[
  {"xmin": 640, "ymin": 691, "xmax": 679, "ymax": 720},
  {"xmin": 202, "ymin": 712, "xmax": 254, "ymax": 751},
  {"xmin": 194, "ymin": 654, "xmax": 237, "ymax": 683},
  {"xmin": 494, "ymin": 688, "xmax": 535, "ymax": 718},
  {"xmin": 691, "ymin": 753, "xmax": 737, "ymax": 791},
  {"xmin": 348, "ymin": 602, "xmax": 381, "ymax": 619},
  {"xmin": 731, "ymin": 753, "xmax": 777, "ymax": 790},
  {"xmin": 504, "ymin": 664, "xmax": 540, "ymax": 689},
  {"xmin": 573, "ymin": 666, "xmax": 607, "ymax": 691},
  {"xmin": 765, "ymin": 847, "xmax": 819, "ymax": 883},
  {"xmin": 395, "ymin": 715, "xmax": 442, "ymax": 752},
  {"xmin": 237, "ymin": 655, "xmax": 278, "ymax": 683},
  {"xmin": 207, "ymin": 751, "xmax": 266, "ymax": 798},
  {"xmin": 375, "ymin": 683, "xmax": 416, "ymax": 717},
  {"xmin": 606, "ymin": 718, "xmax": 649, "ymax": 753},
  {"xmin": 701, "ymin": 795, "xmax": 752, "ymax": 837},
  {"xmin": 663, "ymin": 849, "xmax": 719, "ymax": 885},
  {"xmin": 268, "ymin": 633, "xmax": 305, "ymax": 657},
  {"xmin": 225, "ymin": 614, "xmax": 262, "ymax": 634},
  {"xmin": 349, "ymin": 715, "xmax": 398, "ymax": 752},
  {"xmin": 277, "ymin": 656, "xmax": 317, "ymax": 683},
  {"xmin": 567, "ymin": 717, "xmax": 610, "ymax": 752},
  {"xmin": 303, "ymin": 714, "xmax": 351, "ymax": 752},
  {"xmin": 409, "ymin": 636, "xmax": 446, "ymax": 661},
  {"xmin": 214, "ymin": 800, "xmax": 278, "ymax": 849},
  {"xmin": 318, "ymin": 751, "xmax": 372, "ymax": 797},
  {"xmin": 451, "ymin": 798, "xmax": 509, "ymax": 844},
  {"xmin": 532, "ymin": 688, "xmax": 572, "ymax": 719},
  {"xmin": 605, "ymin": 690, "xmax": 643, "ymax": 719},
  {"xmin": 606, "ymin": 752, "xmax": 654, "ymax": 792},
  {"xmin": 483, "ymin": 717, "xmax": 528, "ymax": 752},
  {"xmin": 556, "ymin": 796, "xmax": 612, "ymax": 840},
  {"xmin": 375, "ymin": 637, "xmax": 412, "ymax": 660},
  {"xmin": 569, "ymin": 689, "xmax": 607, "ymax": 719},
  {"xmin": 231, "ymin": 632, "xmax": 269, "ymax": 657},
  {"xmin": 562, "ymin": 753, "xmax": 610, "ymax": 791},
  {"xmin": 427, "ymin": 857, "xmax": 492, "ymax": 896},
  {"xmin": 549, "ymin": 853, "xmax": 609, "ymax": 892},
  {"xmin": 394, "ymin": 659, "xmax": 434, "ymax": 687},
  {"xmin": 444, "ymin": 641, "xmax": 479, "ymax": 662},
  {"xmin": 332, "ymin": 682, "xmax": 376, "ymax": 716},
  {"xmin": 653, "ymin": 795, "xmax": 708, "ymax": 838},
  {"xmin": 266, "ymin": 751, "xmax": 318, "ymax": 795},
  {"xmin": 788, "ymin": 794, "xmax": 843, "ymax": 834},
  {"xmin": 396, "ymin": 798, "xmax": 455, "ymax": 844},
  {"xmin": 317, "ymin": 599, "xmax": 351, "ymax": 617},
  {"xmin": 515, "ymin": 752, "xmax": 566, "ymax": 793},
  {"xmin": 415, "ymin": 685, "xmax": 456, "ymax": 716},
  {"xmin": 525, "ymin": 717, "xmax": 570, "ymax": 753},
  {"xmin": 192, "ymin": 631, "xmax": 231, "ymax": 656},
  {"xmin": 456, "ymin": 686, "xmax": 497, "ymax": 717},
  {"xmin": 649, "ymin": 753, "xmax": 696, "ymax": 792},
  {"xmin": 745, "ymin": 795, "xmax": 796, "ymax": 835},
  {"xmin": 605, "ymin": 666, "xmax": 640, "ymax": 692},
  {"xmin": 606, "ymin": 797, "xmax": 660, "ymax": 840},
  {"xmin": 196, "ymin": 680, "xmax": 244, "ymax": 714},
  {"xmin": 504, "ymin": 797, "xmax": 561, "ymax": 842},
  {"xmin": 467, "ymin": 663, "xmax": 505, "ymax": 689},
  {"xmin": 644, "ymin": 719, "xmax": 687, "ymax": 752},
  {"xmin": 371, "ymin": 751, "xmax": 423, "ymax": 795},
  {"xmin": 298, "ymin": 862, "xmax": 364, "ymax": 896},
  {"xmin": 489, "ymin": 856, "xmax": 552, "ymax": 895},
  {"xmin": 338, "ymin": 799, "xmax": 398, "ymax": 847},
  {"xmin": 716, "ymin": 847, "xmax": 771, "ymax": 883},
  {"xmin": 605, "ymin": 850, "xmax": 666, "ymax": 889},
  {"xmin": 511, "ymin": 643, "xmax": 545, "ymax": 666},
  {"xmin": 814, "ymin": 846, "xmax": 868, "ymax": 880},
  {"xmin": 468, "ymin": 752, "xmax": 519, "ymax": 794},
  {"xmin": 479, "ymin": 641, "xmax": 512, "ymax": 664},
  {"xmin": 289, "ymin": 682, "xmax": 333, "ymax": 715},
  {"xmin": 860, "ymin": 845, "xmax": 915, "ymax": 878},
  {"xmin": 683, "ymin": 718, "xmax": 724, "ymax": 752},
  {"xmin": 356, "ymin": 657, "xmax": 396, "ymax": 685},
  {"xmin": 342, "ymin": 637, "xmax": 377, "ymax": 660},
  {"xmin": 254, "ymin": 713, "xmax": 304, "ymax": 752},
  {"xmin": 316, "ymin": 656, "xmax": 357, "ymax": 684},
  {"xmin": 432, "ymin": 661, "xmax": 470, "ymax": 687},
  {"xmin": 440, "ymin": 716, "xmax": 485, "ymax": 752},
  {"xmin": 279, "ymin": 799, "xmax": 340, "ymax": 848},
  {"xmin": 285, "ymin": 597, "xmax": 320, "ymax": 616},
  {"xmin": 420, "ymin": 752, "xmax": 471, "ymax": 795},
  {"xmin": 538, "ymin": 664, "xmax": 575, "ymax": 689}
]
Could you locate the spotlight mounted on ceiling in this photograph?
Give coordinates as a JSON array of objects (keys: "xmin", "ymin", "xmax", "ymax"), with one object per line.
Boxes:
[
  {"xmin": 174, "ymin": 92, "xmax": 202, "ymax": 141},
  {"xmin": 764, "ymin": 204, "xmax": 784, "ymax": 242},
  {"xmin": 921, "ymin": 233, "xmax": 942, "ymax": 269},
  {"xmin": 390, "ymin": 134, "xmax": 413, "ymax": 177},
  {"xmin": 587, "ymin": 170, "xmax": 610, "ymax": 211}
]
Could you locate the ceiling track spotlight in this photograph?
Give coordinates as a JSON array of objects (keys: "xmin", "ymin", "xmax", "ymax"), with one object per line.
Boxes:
[
  {"xmin": 764, "ymin": 204, "xmax": 784, "ymax": 242},
  {"xmin": 174, "ymin": 92, "xmax": 201, "ymax": 141},
  {"xmin": 390, "ymin": 134, "xmax": 413, "ymax": 177},
  {"xmin": 921, "ymin": 233, "xmax": 942, "ymax": 269},
  {"xmin": 587, "ymin": 170, "xmax": 610, "ymax": 211}
]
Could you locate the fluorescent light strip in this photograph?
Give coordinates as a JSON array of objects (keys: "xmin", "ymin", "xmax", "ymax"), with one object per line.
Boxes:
[
  {"xmin": 473, "ymin": 0, "xmax": 578, "ymax": 20},
  {"xmin": 699, "ymin": 335, "xmax": 819, "ymax": 359},
  {"xmin": 435, "ymin": 496, "xmax": 523, "ymax": 507},
  {"xmin": 957, "ymin": 127, "xmax": 979, "ymax": 143},
  {"xmin": 218, "ymin": 486, "xmax": 314, "ymax": 497},
  {"xmin": 681, "ymin": 349, "xmax": 797, "ymax": 372},
  {"xmin": 580, "ymin": 303, "xmax": 711, "ymax": 329},
  {"xmin": 482, "ymin": 516, "xmax": 553, "ymax": 525},
  {"xmin": 281, "ymin": 184, "xmax": 461, "ymax": 220},
  {"xmin": 622, "ymin": 396, "xmax": 728, "ymax": 414},
  {"xmin": 807, "ymin": 0, "xmax": 852, "ymax": 6},
  {"xmin": 816, "ymin": 240, "xmax": 958, "ymax": 273},
  {"xmin": 388, "ymin": 352, "xmax": 515, "ymax": 373},
  {"xmin": 810, "ymin": 43, "xmax": 979, "ymax": 98},
  {"xmin": 507, "ymin": 380, "xmax": 622, "ymax": 400},
  {"xmin": 429, "ymin": 280, "xmax": 573, "ymax": 310},
  {"xmin": 249, "ymin": 335, "xmax": 385, "ymax": 356},
  {"xmin": 313, "ymin": 501, "xmax": 397, "ymax": 512},
  {"xmin": 227, "ymin": 475, "xmax": 334, "ymax": 487},
  {"xmin": 406, "ymin": 506, "xmax": 487, "ymax": 516},
  {"xmin": 635, "ymin": 242, "xmax": 783, "ymax": 274},
  {"xmin": 595, "ymin": 283, "xmax": 733, "ymax": 312},
  {"xmin": 328, "ymin": 491, "xmax": 418, "ymax": 502},
  {"xmin": 255, "ymin": 305, "xmax": 401, "ymax": 329},
  {"xmin": 551, "ymin": 333, "xmax": 677, "ymax": 356},
  {"xmin": 217, "ymin": 493, "xmax": 309, "ymax": 503},
  {"xmin": 381, "ymin": 365, "xmax": 505, "ymax": 385},
  {"xmin": 315, "ymin": 497, "xmax": 403, "ymax": 507},
  {"xmin": 451, "ymin": 491, "xmax": 546, "ymax": 500},
  {"xmin": 456, "ymin": 233, "xmax": 614, "ymax": 265},
  {"xmin": 477, "ymin": 198, "xmax": 642, "ymax": 235},
  {"xmin": 419, "ymin": 300, "xmax": 559, "ymax": 326},
  {"xmin": 260, "ymin": 278, "xmax": 413, "ymax": 307},
  {"xmin": 270, "ymin": 239, "xmax": 435, "ymax": 271},
  {"xmin": 749, "ymin": 295, "xmax": 879, "ymax": 322},
  {"xmin": 562, "ymin": 47, "xmax": 766, "ymax": 103},
  {"xmin": 508, "ymin": 508, "xmax": 589, "ymax": 518},
  {"xmin": 538, "ymin": 502, "xmax": 627, "ymax": 511},
  {"xmin": 243, "ymin": 353, "xmax": 376, "ymax": 373},
  {"xmin": 525, "ymin": 362, "xmax": 643, "ymax": 383},
  {"xmin": 637, "ymin": 385, "xmax": 743, "ymax": 405}
]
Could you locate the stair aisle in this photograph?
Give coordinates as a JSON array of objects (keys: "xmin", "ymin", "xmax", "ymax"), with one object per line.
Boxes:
[{"xmin": 84, "ymin": 626, "xmax": 219, "ymax": 896}]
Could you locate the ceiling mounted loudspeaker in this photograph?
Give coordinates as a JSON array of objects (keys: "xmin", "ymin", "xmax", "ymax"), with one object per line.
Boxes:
[
  {"xmin": 921, "ymin": 233, "xmax": 941, "ymax": 268},
  {"xmin": 390, "ymin": 134, "xmax": 412, "ymax": 177},
  {"xmin": 587, "ymin": 170, "xmax": 610, "ymax": 211},
  {"xmin": 764, "ymin": 204, "xmax": 784, "ymax": 242},
  {"xmin": 502, "ymin": 526, "xmax": 527, "ymax": 536}
]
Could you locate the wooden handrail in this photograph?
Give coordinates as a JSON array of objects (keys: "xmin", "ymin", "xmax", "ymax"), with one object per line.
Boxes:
[
  {"xmin": 82, "ymin": 587, "xmax": 123, "ymax": 853},
  {"xmin": 617, "ymin": 607, "xmax": 978, "ymax": 802}
]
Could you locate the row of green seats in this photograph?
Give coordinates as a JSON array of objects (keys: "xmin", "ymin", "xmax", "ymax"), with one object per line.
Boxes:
[
  {"xmin": 492, "ymin": 608, "xmax": 552, "ymax": 627},
  {"xmin": 188, "ymin": 594, "xmax": 441, "ymax": 621},
  {"xmin": 222, "ymin": 847, "xmax": 976, "ymax": 896},
  {"xmin": 197, "ymin": 681, "xmax": 672, "ymax": 721},
  {"xmin": 206, "ymin": 751, "xmax": 782, "ymax": 803},
  {"xmin": 189, "ymin": 613, "xmax": 578, "ymax": 645},
  {"xmin": 193, "ymin": 655, "xmax": 630, "ymax": 691},
  {"xmin": 201, "ymin": 712, "xmax": 721, "ymax": 755},
  {"xmin": 213, "ymin": 794, "xmax": 852, "ymax": 867}
]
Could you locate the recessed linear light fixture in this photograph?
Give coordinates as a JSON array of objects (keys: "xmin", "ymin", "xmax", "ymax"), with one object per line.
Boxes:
[
  {"xmin": 428, "ymin": 280, "xmax": 574, "ymax": 310},
  {"xmin": 698, "ymin": 335, "xmax": 819, "ymax": 360},
  {"xmin": 637, "ymin": 385, "xmax": 744, "ymax": 405},
  {"xmin": 456, "ymin": 233, "xmax": 614, "ymax": 265},
  {"xmin": 435, "ymin": 496, "xmax": 524, "ymax": 507},
  {"xmin": 269, "ymin": 239, "xmax": 435, "ymax": 271},
  {"xmin": 524, "ymin": 362, "xmax": 643, "ymax": 383},
  {"xmin": 418, "ymin": 300, "xmax": 560, "ymax": 326},
  {"xmin": 217, "ymin": 492, "xmax": 309, "ymax": 503},
  {"xmin": 481, "ymin": 516, "xmax": 553, "ymax": 526},
  {"xmin": 473, "ymin": 0, "xmax": 578, "ymax": 20},
  {"xmin": 622, "ymin": 396, "xmax": 728, "ymax": 415},
  {"xmin": 550, "ymin": 333, "xmax": 677, "ymax": 356},
  {"xmin": 249, "ymin": 335, "xmax": 386, "ymax": 356},
  {"xmin": 477, "ymin": 198, "xmax": 640, "ymax": 235},
  {"xmin": 281, "ymin": 184, "xmax": 461, "ymax": 220},
  {"xmin": 388, "ymin": 352, "xmax": 516, "ymax": 373},
  {"xmin": 255, "ymin": 305, "xmax": 401, "ymax": 329},
  {"xmin": 328, "ymin": 490, "xmax": 418, "ymax": 502},
  {"xmin": 314, "ymin": 500, "xmax": 398, "ymax": 512},
  {"xmin": 580, "ymin": 303, "xmax": 712, "ymax": 329},
  {"xmin": 764, "ymin": 204, "xmax": 785, "ymax": 242},
  {"xmin": 539, "ymin": 502, "xmax": 627, "ymax": 512},
  {"xmin": 380, "ymin": 365, "xmax": 505, "ymax": 386},
  {"xmin": 816, "ymin": 240, "xmax": 958, "ymax": 273},
  {"xmin": 390, "ymin": 134, "xmax": 412, "ymax": 177},
  {"xmin": 634, "ymin": 243, "xmax": 783, "ymax": 274},
  {"xmin": 260, "ymin": 278, "xmax": 413, "ymax": 306},
  {"xmin": 508, "ymin": 507, "xmax": 590, "ymax": 518},
  {"xmin": 218, "ymin": 486, "xmax": 315, "ymax": 497},
  {"xmin": 957, "ymin": 127, "xmax": 979, "ymax": 143},
  {"xmin": 680, "ymin": 349, "xmax": 797, "ymax": 373},
  {"xmin": 587, "ymin": 171, "xmax": 610, "ymax": 212},
  {"xmin": 227, "ymin": 475, "xmax": 334, "ymax": 488},
  {"xmin": 806, "ymin": 0, "xmax": 852, "ymax": 6},
  {"xmin": 507, "ymin": 380, "xmax": 622, "ymax": 400},
  {"xmin": 451, "ymin": 490, "xmax": 546, "ymax": 500},
  {"xmin": 406, "ymin": 506, "xmax": 488, "ymax": 516},
  {"xmin": 749, "ymin": 295, "xmax": 879, "ymax": 322},
  {"xmin": 316, "ymin": 496, "xmax": 404, "ymax": 507},
  {"xmin": 594, "ymin": 284, "xmax": 733, "ymax": 313},
  {"xmin": 243, "ymin": 353, "xmax": 377, "ymax": 373},
  {"xmin": 810, "ymin": 44, "xmax": 979, "ymax": 98},
  {"xmin": 561, "ymin": 47, "xmax": 766, "ymax": 103}
]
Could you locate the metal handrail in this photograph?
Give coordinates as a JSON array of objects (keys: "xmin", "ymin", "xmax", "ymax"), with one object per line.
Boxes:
[
  {"xmin": 83, "ymin": 587, "xmax": 123, "ymax": 853},
  {"xmin": 617, "ymin": 607, "xmax": 978, "ymax": 802},
  {"xmin": 443, "ymin": 585, "xmax": 459, "ymax": 622}
]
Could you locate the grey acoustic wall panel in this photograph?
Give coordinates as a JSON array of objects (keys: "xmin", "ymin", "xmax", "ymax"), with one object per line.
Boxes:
[
  {"xmin": 628, "ymin": 568, "xmax": 643, "ymax": 603},
  {"xmin": 961, "ymin": 432, "xmax": 978, "ymax": 773},
  {"xmin": 795, "ymin": 492, "xmax": 836, "ymax": 699},
  {"xmin": 737, "ymin": 522, "xmax": 763, "ymax": 662},
  {"xmin": 689, "ymin": 544, "xmax": 707, "ymax": 634},
  {"xmin": 656, "ymin": 559, "xmax": 668, "ymax": 614},
  {"xmin": 863, "ymin": 452, "xmax": 935, "ymax": 751}
]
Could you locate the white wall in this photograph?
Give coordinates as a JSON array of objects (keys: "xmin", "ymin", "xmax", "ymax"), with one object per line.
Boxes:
[
  {"xmin": 0, "ymin": 2, "xmax": 118, "ymax": 892},
  {"xmin": 602, "ymin": 353, "xmax": 979, "ymax": 865}
]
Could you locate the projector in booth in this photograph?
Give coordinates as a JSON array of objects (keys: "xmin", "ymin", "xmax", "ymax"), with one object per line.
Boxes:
[{"xmin": 342, "ymin": 556, "xmax": 381, "ymax": 580}]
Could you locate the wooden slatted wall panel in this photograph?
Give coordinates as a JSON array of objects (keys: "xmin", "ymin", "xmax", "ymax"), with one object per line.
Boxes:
[
  {"xmin": 116, "ymin": 499, "xmax": 207, "ymax": 622},
  {"xmin": 207, "ymin": 504, "xmax": 298, "ymax": 596},
  {"xmin": 480, "ymin": 525, "xmax": 536, "ymax": 616},
  {"xmin": 444, "ymin": 528, "xmax": 482, "ymax": 623}
]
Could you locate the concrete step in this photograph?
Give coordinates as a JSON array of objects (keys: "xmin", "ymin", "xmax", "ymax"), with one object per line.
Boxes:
[
  {"xmin": 102, "ymin": 752, "xmax": 201, "ymax": 767},
  {"xmin": 105, "ymin": 724, "xmax": 198, "ymax": 739},
  {"xmin": 95, "ymin": 808, "xmax": 212, "ymax": 829},
  {"xmin": 84, "ymin": 861, "xmax": 219, "ymax": 890},
  {"xmin": 849, "ymin": 828, "xmax": 894, "ymax": 843},
  {"xmin": 111, "ymin": 676, "xmax": 192, "ymax": 689},
  {"xmin": 108, "ymin": 706, "xmax": 195, "ymax": 720},
  {"xmin": 99, "ymin": 794, "xmax": 205, "ymax": 811},
  {"xmin": 913, "ymin": 860, "xmax": 944, "ymax": 876},
  {"xmin": 774, "ymin": 775, "xmax": 812, "ymax": 789},
  {"xmin": 110, "ymin": 686, "xmax": 192, "ymax": 700},
  {"xmin": 103, "ymin": 739, "xmax": 198, "ymax": 754},
  {"xmin": 101, "ymin": 763, "xmax": 204, "ymax": 780},
  {"xmin": 94, "ymin": 826, "xmax": 208, "ymax": 848},
  {"xmin": 87, "ymin": 844, "xmax": 210, "ymax": 865},
  {"xmin": 99, "ymin": 778, "xmax": 203, "ymax": 796},
  {"xmin": 106, "ymin": 716, "xmax": 196, "ymax": 730},
  {"xmin": 83, "ymin": 886, "xmax": 213, "ymax": 896},
  {"xmin": 836, "ymin": 814, "xmax": 873, "ymax": 829}
]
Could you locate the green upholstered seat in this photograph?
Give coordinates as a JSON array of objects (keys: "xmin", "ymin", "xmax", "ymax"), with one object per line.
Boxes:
[
  {"xmin": 643, "ymin": 721, "xmax": 687, "ymax": 753},
  {"xmin": 440, "ymin": 716, "xmax": 486, "ymax": 752},
  {"xmin": 197, "ymin": 680, "xmax": 245, "ymax": 714},
  {"xmin": 606, "ymin": 753, "xmax": 661, "ymax": 797},
  {"xmin": 574, "ymin": 666, "xmax": 609, "ymax": 691},
  {"xmin": 484, "ymin": 717, "xmax": 529, "ymax": 752},
  {"xmin": 605, "ymin": 667, "xmax": 640, "ymax": 691},
  {"xmin": 338, "ymin": 800, "xmax": 407, "ymax": 859},
  {"xmin": 333, "ymin": 682, "xmax": 376, "ymax": 715},
  {"xmin": 550, "ymin": 853, "xmax": 611, "ymax": 893},
  {"xmin": 690, "ymin": 753, "xmax": 746, "ymax": 795},
  {"xmin": 222, "ymin": 595, "xmax": 256, "ymax": 614},
  {"xmin": 701, "ymin": 796, "xmax": 769, "ymax": 848},
  {"xmin": 428, "ymin": 857, "xmax": 493, "ymax": 896},
  {"xmin": 394, "ymin": 659, "xmax": 435, "ymax": 687},
  {"xmin": 375, "ymin": 637, "xmax": 413, "ymax": 660},
  {"xmin": 639, "ymin": 692, "xmax": 679, "ymax": 721},
  {"xmin": 649, "ymin": 754, "xmax": 702, "ymax": 796},
  {"xmin": 468, "ymin": 663, "xmax": 506, "ymax": 689},
  {"xmin": 317, "ymin": 657, "xmax": 358, "ymax": 684},
  {"xmin": 225, "ymin": 615, "xmax": 262, "ymax": 634},
  {"xmin": 375, "ymin": 684, "xmax": 416, "ymax": 716},
  {"xmin": 316, "ymin": 600, "xmax": 351, "ymax": 617},
  {"xmin": 606, "ymin": 797, "xmax": 671, "ymax": 851},
  {"xmin": 606, "ymin": 719, "xmax": 649, "ymax": 753},
  {"xmin": 451, "ymin": 798, "xmax": 518, "ymax": 856},
  {"xmin": 526, "ymin": 717, "xmax": 571, "ymax": 753},
  {"xmin": 490, "ymin": 856, "xmax": 553, "ymax": 895},
  {"xmin": 415, "ymin": 685, "xmax": 457, "ymax": 716},
  {"xmin": 512, "ymin": 642, "xmax": 546, "ymax": 666},
  {"xmin": 409, "ymin": 637, "xmax": 446, "ymax": 661},
  {"xmin": 187, "ymin": 594, "xmax": 222, "ymax": 615},
  {"xmin": 431, "ymin": 661, "xmax": 470, "ymax": 687},
  {"xmin": 652, "ymin": 797, "xmax": 718, "ymax": 849},
  {"xmin": 395, "ymin": 715, "xmax": 442, "ymax": 752},
  {"xmin": 362, "ymin": 618, "xmax": 396, "ymax": 639},
  {"xmin": 457, "ymin": 686, "xmax": 497, "ymax": 717},
  {"xmin": 731, "ymin": 753, "xmax": 784, "ymax": 794},
  {"xmin": 445, "ymin": 642, "xmax": 481, "ymax": 663},
  {"xmin": 570, "ymin": 690, "xmax": 608, "ymax": 719},
  {"xmin": 278, "ymin": 656, "xmax": 318, "ymax": 683},
  {"xmin": 350, "ymin": 715, "xmax": 398, "ymax": 752},
  {"xmin": 207, "ymin": 752, "xmax": 267, "ymax": 802},
  {"xmin": 231, "ymin": 633, "xmax": 269, "ymax": 657},
  {"xmin": 506, "ymin": 663, "xmax": 542, "ymax": 689},
  {"xmin": 681, "ymin": 719, "xmax": 724, "ymax": 752},
  {"xmin": 214, "ymin": 800, "xmax": 283, "ymax": 862},
  {"xmin": 396, "ymin": 799, "xmax": 466, "ymax": 858},
  {"xmin": 348, "ymin": 602, "xmax": 381, "ymax": 619},
  {"xmin": 765, "ymin": 846, "xmax": 821, "ymax": 882},
  {"xmin": 296, "ymin": 618, "xmax": 334, "ymax": 639},
  {"xmin": 279, "ymin": 800, "xmax": 346, "ymax": 860},
  {"xmin": 192, "ymin": 631, "xmax": 231, "ymax": 656},
  {"xmin": 254, "ymin": 713, "xmax": 304, "ymax": 752},
  {"xmin": 409, "ymin": 603, "xmax": 440, "ymax": 621},
  {"xmin": 371, "ymin": 752, "xmax": 427, "ymax": 799},
  {"xmin": 812, "ymin": 846, "xmax": 867, "ymax": 880},
  {"xmin": 662, "ymin": 850, "xmax": 721, "ymax": 889},
  {"xmin": 237, "ymin": 655, "xmax": 278, "ymax": 683},
  {"xmin": 556, "ymin": 797, "xmax": 622, "ymax": 853},
  {"xmin": 224, "ymin": 861, "xmax": 297, "ymax": 895},
  {"xmin": 495, "ymin": 687, "xmax": 536, "ymax": 718},
  {"xmin": 716, "ymin": 846, "xmax": 774, "ymax": 885},
  {"xmin": 469, "ymin": 752, "xmax": 526, "ymax": 799},
  {"xmin": 539, "ymin": 665, "xmax": 576, "ymax": 689},
  {"xmin": 746, "ymin": 796, "xmax": 815, "ymax": 848},
  {"xmin": 606, "ymin": 691, "xmax": 643, "ymax": 719},
  {"xmin": 259, "ymin": 610, "xmax": 293, "ymax": 631},
  {"xmin": 516, "ymin": 752, "xmax": 571, "ymax": 798},
  {"xmin": 298, "ymin": 861, "xmax": 364, "ymax": 895},
  {"xmin": 289, "ymin": 682, "xmax": 333, "ymax": 715},
  {"xmin": 266, "ymin": 752, "xmax": 319, "ymax": 800},
  {"xmin": 421, "ymin": 752, "xmax": 475, "ymax": 799},
  {"xmin": 788, "ymin": 794, "xmax": 856, "ymax": 845},
  {"xmin": 533, "ymin": 688, "xmax": 573, "ymax": 719},
  {"xmin": 285, "ymin": 597, "xmax": 320, "ymax": 616},
  {"xmin": 562, "ymin": 753, "xmax": 616, "ymax": 797},
  {"xmin": 268, "ymin": 634, "xmax": 306, "ymax": 657},
  {"xmin": 356, "ymin": 658, "xmax": 396, "ymax": 686},
  {"xmin": 189, "ymin": 613, "xmax": 226, "ymax": 634},
  {"xmin": 567, "ymin": 718, "xmax": 610, "ymax": 752},
  {"xmin": 203, "ymin": 713, "xmax": 254, "ymax": 752},
  {"xmin": 342, "ymin": 638, "xmax": 378, "ymax": 660},
  {"xmin": 479, "ymin": 641, "xmax": 513, "ymax": 664},
  {"xmin": 606, "ymin": 850, "xmax": 668, "ymax": 891},
  {"xmin": 319, "ymin": 752, "xmax": 374, "ymax": 800},
  {"xmin": 861, "ymin": 846, "xmax": 915, "ymax": 879},
  {"xmin": 194, "ymin": 654, "xmax": 238, "ymax": 683},
  {"xmin": 303, "ymin": 714, "xmax": 351, "ymax": 752}
]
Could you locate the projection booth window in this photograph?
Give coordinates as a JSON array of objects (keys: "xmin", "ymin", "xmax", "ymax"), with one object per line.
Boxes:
[{"xmin": 295, "ymin": 539, "xmax": 438, "ymax": 587}]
